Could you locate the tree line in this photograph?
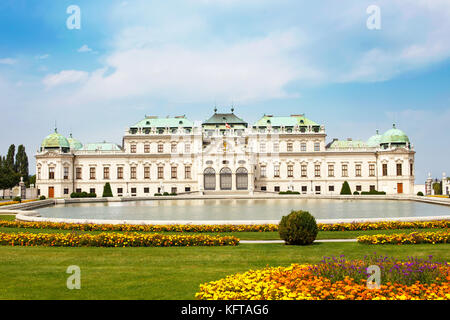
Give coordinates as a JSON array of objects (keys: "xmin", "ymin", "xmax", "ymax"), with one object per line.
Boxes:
[{"xmin": 0, "ymin": 144, "xmax": 32, "ymax": 195}]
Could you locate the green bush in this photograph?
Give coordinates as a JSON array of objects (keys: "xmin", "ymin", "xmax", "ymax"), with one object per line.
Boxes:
[
  {"xmin": 278, "ymin": 210, "xmax": 318, "ymax": 245},
  {"xmin": 70, "ymin": 192, "xmax": 96, "ymax": 198},
  {"xmin": 163, "ymin": 192, "xmax": 169, "ymax": 196},
  {"xmin": 353, "ymin": 191, "xmax": 359, "ymax": 195},
  {"xmin": 13, "ymin": 196, "xmax": 21, "ymax": 203},
  {"xmin": 417, "ymin": 191, "xmax": 424, "ymax": 196},
  {"xmin": 154, "ymin": 193, "xmax": 162, "ymax": 196},
  {"xmin": 361, "ymin": 190, "xmax": 386, "ymax": 195},
  {"xmin": 170, "ymin": 193, "xmax": 177, "ymax": 196},
  {"xmin": 279, "ymin": 190, "xmax": 300, "ymax": 195},
  {"xmin": 340, "ymin": 181, "xmax": 351, "ymax": 195},
  {"xmin": 102, "ymin": 183, "xmax": 113, "ymax": 197},
  {"xmin": 39, "ymin": 195, "xmax": 46, "ymax": 200}
]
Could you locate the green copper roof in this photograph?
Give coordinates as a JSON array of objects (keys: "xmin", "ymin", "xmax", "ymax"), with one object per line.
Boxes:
[
  {"xmin": 380, "ymin": 124, "xmax": 409, "ymax": 144},
  {"xmin": 328, "ymin": 140, "xmax": 368, "ymax": 149},
  {"xmin": 366, "ymin": 130, "xmax": 382, "ymax": 147},
  {"xmin": 131, "ymin": 116, "xmax": 194, "ymax": 128},
  {"xmin": 41, "ymin": 130, "xmax": 70, "ymax": 149},
  {"xmin": 80, "ymin": 142, "xmax": 122, "ymax": 151},
  {"xmin": 254, "ymin": 114, "xmax": 319, "ymax": 127},
  {"xmin": 67, "ymin": 134, "xmax": 83, "ymax": 150}
]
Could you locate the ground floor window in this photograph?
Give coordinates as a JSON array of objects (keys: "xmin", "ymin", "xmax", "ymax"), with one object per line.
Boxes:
[
  {"xmin": 260, "ymin": 186, "xmax": 267, "ymax": 191},
  {"xmin": 315, "ymin": 186, "xmax": 321, "ymax": 194},
  {"xmin": 144, "ymin": 187, "xmax": 150, "ymax": 193},
  {"xmin": 274, "ymin": 186, "xmax": 280, "ymax": 192},
  {"xmin": 171, "ymin": 187, "xmax": 177, "ymax": 194},
  {"xmin": 328, "ymin": 185, "xmax": 334, "ymax": 192},
  {"xmin": 185, "ymin": 187, "xmax": 191, "ymax": 192},
  {"xmin": 64, "ymin": 188, "xmax": 69, "ymax": 195},
  {"xmin": 356, "ymin": 185, "xmax": 362, "ymax": 191},
  {"xmin": 90, "ymin": 188, "xmax": 95, "ymax": 194},
  {"xmin": 117, "ymin": 188, "xmax": 123, "ymax": 195},
  {"xmin": 131, "ymin": 188, "xmax": 137, "ymax": 195},
  {"xmin": 301, "ymin": 186, "xmax": 307, "ymax": 193},
  {"xmin": 370, "ymin": 185, "xmax": 376, "ymax": 191},
  {"xmin": 76, "ymin": 188, "xmax": 82, "ymax": 193}
]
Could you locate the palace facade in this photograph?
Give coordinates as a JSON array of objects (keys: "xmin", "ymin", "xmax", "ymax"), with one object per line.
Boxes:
[{"xmin": 35, "ymin": 110, "xmax": 415, "ymax": 198}]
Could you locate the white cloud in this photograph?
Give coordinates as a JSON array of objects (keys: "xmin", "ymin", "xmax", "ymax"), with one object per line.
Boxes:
[
  {"xmin": 71, "ymin": 31, "xmax": 320, "ymax": 103},
  {"xmin": 77, "ymin": 45, "xmax": 93, "ymax": 53},
  {"xmin": 36, "ymin": 54, "xmax": 50, "ymax": 60},
  {"xmin": 0, "ymin": 58, "xmax": 16, "ymax": 65},
  {"xmin": 42, "ymin": 70, "xmax": 89, "ymax": 88}
]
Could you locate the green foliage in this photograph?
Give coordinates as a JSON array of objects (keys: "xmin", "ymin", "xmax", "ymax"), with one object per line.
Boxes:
[
  {"xmin": 417, "ymin": 191, "xmax": 424, "ymax": 196},
  {"xmin": 361, "ymin": 190, "xmax": 387, "ymax": 195},
  {"xmin": 353, "ymin": 191, "xmax": 360, "ymax": 195},
  {"xmin": 163, "ymin": 192, "xmax": 169, "ymax": 196},
  {"xmin": 279, "ymin": 190, "xmax": 300, "ymax": 195},
  {"xmin": 278, "ymin": 210, "xmax": 318, "ymax": 245},
  {"xmin": 102, "ymin": 183, "xmax": 113, "ymax": 197},
  {"xmin": 13, "ymin": 196, "xmax": 21, "ymax": 203},
  {"xmin": 0, "ymin": 144, "xmax": 29, "ymax": 190},
  {"xmin": 432, "ymin": 182, "xmax": 442, "ymax": 195},
  {"xmin": 39, "ymin": 195, "xmax": 46, "ymax": 200},
  {"xmin": 15, "ymin": 145, "xmax": 29, "ymax": 184},
  {"xmin": 340, "ymin": 181, "xmax": 352, "ymax": 195},
  {"xmin": 154, "ymin": 193, "xmax": 162, "ymax": 196},
  {"xmin": 70, "ymin": 192, "xmax": 96, "ymax": 198}
]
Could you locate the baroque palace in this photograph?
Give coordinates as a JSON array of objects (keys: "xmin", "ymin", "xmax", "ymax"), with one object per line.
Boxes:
[{"xmin": 35, "ymin": 109, "xmax": 415, "ymax": 198}]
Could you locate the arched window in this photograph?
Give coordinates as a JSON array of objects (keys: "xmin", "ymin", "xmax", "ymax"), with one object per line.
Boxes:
[
  {"xmin": 204, "ymin": 168, "xmax": 216, "ymax": 190},
  {"xmin": 220, "ymin": 167, "xmax": 232, "ymax": 190},
  {"xmin": 236, "ymin": 167, "xmax": 248, "ymax": 190}
]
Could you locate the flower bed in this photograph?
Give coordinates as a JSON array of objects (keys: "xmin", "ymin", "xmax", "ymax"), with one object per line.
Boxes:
[
  {"xmin": 195, "ymin": 255, "xmax": 450, "ymax": 300},
  {"xmin": 0, "ymin": 231, "xmax": 239, "ymax": 247},
  {"xmin": 357, "ymin": 231, "xmax": 450, "ymax": 245},
  {"xmin": 2, "ymin": 219, "xmax": 449, "ymax": 233},
  {"xmin": 0, "ymin": 220, "xmax": 278, "ymax": 232},
  {"xmin": 0, "ymin": 199, "xmax": 38, "ymax": 207}
]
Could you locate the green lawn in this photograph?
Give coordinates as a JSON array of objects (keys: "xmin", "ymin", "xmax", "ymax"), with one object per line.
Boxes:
[{"xmin": 0, "ymin": 242, "xmax": 449, "ymax": 300}]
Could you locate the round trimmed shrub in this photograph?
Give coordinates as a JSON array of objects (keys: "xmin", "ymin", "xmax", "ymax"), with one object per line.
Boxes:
[
  {"xmin": 353, "ymin": 191, "xmax": 360, "ymax": 195},
  {"xmin": 278, "ymin": 210, "xmax": 318, "ymax": 245},
  {"xmin": 417, "ymin": 191, "xmax": 424, "ymax": 196},
  {"xmin": 39, "ymin": 195, "xmax": 46, "ymax": 200},
  {"xmin": 13, "ymin": 196, "xmax": 21, "ymax": 203}
]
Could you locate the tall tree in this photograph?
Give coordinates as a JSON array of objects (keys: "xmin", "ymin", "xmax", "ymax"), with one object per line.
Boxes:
[
  {"xmin": 15, "ymin": 145, "xmax": 29, "ymax": 183},
  {"xmin": 5, "ymin": 144, "xmax": 15, "ymax": 171}
]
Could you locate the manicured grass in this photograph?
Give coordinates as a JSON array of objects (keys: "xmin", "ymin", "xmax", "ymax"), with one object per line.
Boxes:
[
  {"xmin": 0, "ymin": 242, "xmax": 449, "ymax": 300},
  {"xmin": 0, "ymin": 215, "xmax": 16, "ymax": 221}
]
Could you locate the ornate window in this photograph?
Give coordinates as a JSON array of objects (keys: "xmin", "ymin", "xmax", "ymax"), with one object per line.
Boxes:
[
  {"xmin": 236, "ymin": 167, "xmax": 248, "ymax": 190},
  {"xmin": 220, "ymin": 167, "xmax": 232, "ymax": 190},
  {"xmin": 204, "ymin": 168, "xmax": 216, "ymax": 190}
]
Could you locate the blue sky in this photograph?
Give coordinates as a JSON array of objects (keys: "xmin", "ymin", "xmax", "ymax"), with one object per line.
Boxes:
[{"xmin": 0, "ymin": 0, "xmax": 449, "ymax": 182}]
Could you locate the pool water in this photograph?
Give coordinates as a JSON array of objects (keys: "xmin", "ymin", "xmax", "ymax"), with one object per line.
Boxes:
[{"xmin": 36, "ymin": 199, "xmax": 450, "ymax": 221}]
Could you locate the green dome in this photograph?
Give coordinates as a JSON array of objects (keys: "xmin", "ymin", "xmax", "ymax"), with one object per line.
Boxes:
[
  {"xmin": 380, "ymin": 124, "xmax": 410, "ymax": 145},
  {"xmin": 41, "ymin": 129, "xmax": 70, "ymax": 150},
  {"xmin": 366, "ymin": 129, "xmax": 382, "ymax": 147},
  {"xmin": 67, "ymin": 133, "xmax": 83, "ymax": 150}
]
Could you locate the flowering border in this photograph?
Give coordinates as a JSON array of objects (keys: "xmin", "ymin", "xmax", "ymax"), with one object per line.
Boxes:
[
  {"xmin": 0, "ymin": 231, "xmax": 239, "ymax": 247},
  {"xmin": 357, "ymin": 231, "xmax": 450, "ymax": 245},
  {"xmin": 195, "ymin": 262, "xmax": 450, "ymax": 300},
  {"xmin": 1, "ymin": 219, "xmax": 449, "ymax": 233}
]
